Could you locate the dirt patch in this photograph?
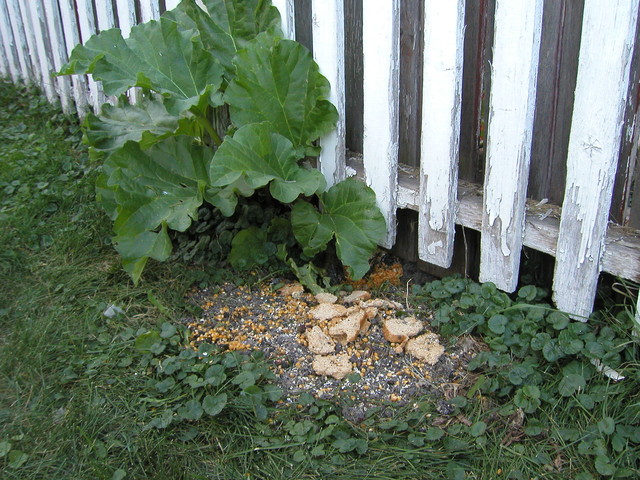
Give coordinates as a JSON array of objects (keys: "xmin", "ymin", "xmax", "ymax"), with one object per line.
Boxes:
[{"xmin": 185, "ymin": 275, "xmax": 481, "ymax": 422}]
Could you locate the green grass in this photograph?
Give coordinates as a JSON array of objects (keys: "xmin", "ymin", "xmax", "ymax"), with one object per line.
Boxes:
[{"xmin": 1, "ymin": 80, "xmax": 639, "ymax": 480}]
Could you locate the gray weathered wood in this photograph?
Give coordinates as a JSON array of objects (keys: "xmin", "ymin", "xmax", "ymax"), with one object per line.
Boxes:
[
  {"xmin": 611, "ymin": 7, "xmax": 640, "ymax": 228},
  {"xmin": 398, "ymin": 0, "xmax": 423, "ymax": 168},
  {"xmin": 362, "ymin": 0, "xmax": 399, "ymax": 248},
  {"xmin": 418, "ymin": 0, "xmax": 465, "ymax": 267},
  {"xmin": 553, "ymin": 0, "xmax": 640, "ymax": 320},
  {"xmin": 139, "ymin": 0, "xmax": 161, "ymax": 22},
  {"xmin": 0, "ymin": 0, "xmax": 20, "ymax": 82},
  {"xmin": 75, "ymin": 0, "xmax": 105, "ymax": 112},
  {"xmin": 57, "ymin": 0, "xmax": 89, "ymax": 116},
  {"xmin": 43, "ymin": 0, "xmax": 74, "ymax": 113},
  {"xmin": 348, "ymin": 157, "xmax": 640, "ymax": 286},
  {"xmin": 26, "ymin": 0, "xmax": 58, "ymax": 103},
  {"xmin": 311, "ymin": 0, "xmax": 346, "ymax": 186},
  {"xmin": 528, "ymin": 0, "xmax": 584, "ymax": 204},
  {"xmin": 6, "ymin": 0, "xmax": 33, "ymax": 82},
  {"xmin": 479, "ymin": 0, "xmax": 544, "ymax": 292}
]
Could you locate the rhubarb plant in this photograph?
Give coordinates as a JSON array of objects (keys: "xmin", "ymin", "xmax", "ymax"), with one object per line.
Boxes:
[{"xmin": 58, "ymin": 0, "xmax": 385, "ymax": 284}]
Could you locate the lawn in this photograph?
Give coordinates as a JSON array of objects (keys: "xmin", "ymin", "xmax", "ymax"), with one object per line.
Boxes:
[{"xmin": 1, "ymin": 80, "xmax": 639, "ymax": 480}]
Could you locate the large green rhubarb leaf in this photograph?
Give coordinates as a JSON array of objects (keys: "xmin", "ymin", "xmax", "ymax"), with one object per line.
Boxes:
[
  {"xmin": 99, "ymin": 137, "xmax": 216, "ymax": 283},
  {"xmin": 291, "ymin": 178, "xmax": 386, "ymax": 280},
  {"xmin": 165, "ymin": 0, "xmax": 281, "ymax": 81},
  {"xmin": 58, "ymin": 17, "xmax": 223, "ymax": 114},
  {"xmin": 210, "ymin": 123, "xmax": 325, "ymax": 203},
  {"xmin": 83, "ymin": 95, "xmax": 187, "ymax": 153},
  {"xmin": 225, "ymin": 36, "xmax": 338, "ymax": 154}
]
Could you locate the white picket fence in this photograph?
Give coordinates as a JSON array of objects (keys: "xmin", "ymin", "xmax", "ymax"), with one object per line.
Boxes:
[{"xmin": 1, "ymin": 0, "xmax": 639, "ymax": 322}]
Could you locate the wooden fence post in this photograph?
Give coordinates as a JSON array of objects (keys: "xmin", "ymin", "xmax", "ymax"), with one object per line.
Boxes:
[
  {"xmin": 139, "ymin": 0, "xmax": 161, "ymax": 22},
  {"xmin": 0, "ymin": 0, "xmax": 20, "ymax": 82},
  {"xmin": 42, "ymin": 0, "xmax": 74, "ymax": 113},
  {"xmin": 479, "ymin": 0, "xmax": 543, "ymax": 292},
  {"xmin": 362, "ymin": 0, "xmax": 400, "ymax": 248},
  {"xmin": 272, "ymin": 0, "xmax": 295, "ymax": 40},
  {"xmin": 5, "ymin": 0, "xmax": 33, "ymax": 82},
  {"xmin": 553, "ymin": 0, "xmax": 640, "ymax": 319},
  {"xmin": 311, "ymin": 0, "xmax": 346, "ymax": 187},
  {"xmin": 418, "ymin": 0, "xmax": 465, "ymax": 267}
]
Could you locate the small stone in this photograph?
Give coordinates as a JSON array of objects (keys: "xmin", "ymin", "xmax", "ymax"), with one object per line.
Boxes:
[
  {"xmin": 312, "ymin": 354, "xmax": 353, "ymax": 380},
  {"xmin": 328, "ymin": 309, "xmax": 369, "ymax": 344},
  {"xmin": 278, "ymin": 283, "xmax": 304, "ymax": 298},
  {"xmin": 405, "ymin": 332, "xmax": 445, "ymax": 365},
  {"xmin": 315, "ymin": 292, "xmax": 338, "ymax": 304},
  {"xmin": 342, "ymin": 290, "xmax": 371, "ymax": 304},
  {"xmin": 383, "ymin": 316, "xmax": 424, "ymax": 348},
  {"xmin": 306, "ymin": 326, "xmax": 336, "ymax": 355},
  {"xmin": 309, "ymin": 303, "xmax": 348, "ymax": 321}
]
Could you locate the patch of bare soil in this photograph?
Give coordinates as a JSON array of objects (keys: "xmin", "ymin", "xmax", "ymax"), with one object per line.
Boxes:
[{"xmin": 184, "ymin": 269, "xmax": 482, "ymax": 422}]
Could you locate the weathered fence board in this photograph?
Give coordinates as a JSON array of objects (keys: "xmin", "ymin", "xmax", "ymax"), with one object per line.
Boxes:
[
  {"xmin": 0, "ymin": 0, "xmax": 20, "ymax": 82},
  {"xmin": 42, "ymin": 0, "xmax": 74, "ymax": 113},
  {"xmin": 74, "ymin": 0, "xmax": 105, "ymax": 112},
  {"xmin": 553, "ymin": 0, "xmax": 640, "ymax": 319},
  {"xmin": 27, "ymin": 0, "xmax": 58, "ymax": 103},
  {"xmin": 362, "ymin": 0, "xmax": 400, "ymax": 249},
  {"xmin": 5, "ymin": 0, "xmax": 33, "ymax": 82},
  {"xmin": 418, "ymin": 0, "xmax": 465, "ymax": 267},
  {"xmin": 139, "ymin": 0, "xmax": 161, "ymax": 22},
  {"xmin": 311, "ymin": 0, "xmax": 346, "ymax": 187},
  {"xmin": 273, "ymin": 0, "xmax": 296, "ymax": 40},
  {"xmin": 479, "ymin": 0, "xmax": 544, "ymax": 292}
]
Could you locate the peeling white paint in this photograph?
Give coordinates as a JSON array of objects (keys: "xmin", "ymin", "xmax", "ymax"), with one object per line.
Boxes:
[
  {"xmin": 362, "ymin": 0, "xmax": 400, "ymax": 248},
  {"xmin": 553, "ymin": 0, "xmax": 639, "ymax": 320},
  {"xmin": 479, "ymin": 0, "xmax": 543, "ymax": 291},
  {"xmin": 312, "ymin": 0, "xmax": 346, "ymax": 187},
  {"xmin": 417, "ymin": 0, "xmax": 465, "ymax": 267}
]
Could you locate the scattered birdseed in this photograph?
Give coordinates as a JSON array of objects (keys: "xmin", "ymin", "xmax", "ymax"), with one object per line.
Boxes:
[{"xmin": 185, "ymin": 279, "xmax": 480, "ymax": 414}]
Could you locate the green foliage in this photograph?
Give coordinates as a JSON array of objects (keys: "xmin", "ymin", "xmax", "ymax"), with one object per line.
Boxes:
[
  {"xmin": 133, "ymin": 324, "xmax": 283, "ymax": 426},
  {"xmin": 413, "ymin": 275, "xmax": 640, "ymax": 478},
  {"xmin": 58, "ymin": 0, "xmax": 384, "ymax": 285}
]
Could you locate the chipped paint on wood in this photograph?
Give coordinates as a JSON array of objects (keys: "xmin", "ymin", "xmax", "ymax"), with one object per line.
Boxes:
[
  {"xmin": 42, "ymin": 0, "xmax": 74, "ymax": 113},
  {"xmin": 57, "ymin": 0, "xmax": 89, "ymax": 116},
  {"xmin": 553, "ymin": 0, "xmax": 639, "ymax": 320},
  {"xmin": 311, "ymin": 0, "xmax": 346, "ymax": 187},
  {"xmin": 0, "ymin": 0, "xmax": 21, "ymax": 82},
  {"xmin": 418, "ymin": 0, "xmax": 465, "ymax": 267},
  {"xmin": 74, "ymin": 0, "xmax": 105, "ymax": 112},
  {"xmin": 479, "ymin": 0, "xmax": 543, "ymax": 292},
  {"xmin": 362, "ymin": 0, "xmax": 400, "ymax": 248},
  {"xmin": 5, "ymin": 0, "xmax": 33, "ymax": 82},
  {"xmin": 139, "ymin": 1, "xmax": 161, "ymax": 22}
]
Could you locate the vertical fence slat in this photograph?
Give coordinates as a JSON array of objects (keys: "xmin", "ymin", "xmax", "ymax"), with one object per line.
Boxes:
[
  {"xmin": 5, "ymin": 0, "xmax": 33, "ymax": 82},
  {"xmin": 0, "ymin": 0, "xmax": 20, "ymax": 82},
  {"xmin": 94, "ymin": 1, "xmax": 115, "ymax": 33},
  {"xmin": 43, "ymin": 0, "xmax": 74, "ymax": 113},
  {"xmin": 311, "ymin": 0, "xmax": 346, "ymax": 187},
  {"xmin": 418, "ymin": 0, "xmax": 465, "ymax": 266},
  {"xmin": 272, "ymin": 0, "xmax": 295, "ymax": 40},
  {"xmin": 553, "ymin": 0, "xmax": 639, "ymax": 320},
  {"xmin": 26, "ymin": 0, "xmax": 58, "ymax": 103},
  {"xmin": 19, "ymin": 1, "xmax": 45, "ymax": 90},
  {"xmin": 58, "ymin": 0, "xmax": 89, "ymax": 116},
  {"xmin": 139, "ymin": 0, "xmax": 161, "ymax": 22},
  {"xmin": 164, "ymin": 0, "xmax": 180, "ymax": 11},
  {"xmin": 75, "ymin": 0, "xmax": 105, "ymax": 112},
  {"xmin": 0, "ymin": 0, "xmax": 8, "ymax": 78},
  {"xmin": 478, "ymin": 0, "xmax": 543, "ymax": 292},
  {"xmin": 362, "ymin": 0, "xmax": 400, "ymax": 248},
  {"xmin": 115, "ymin": 0, "xmax": 137, "ymax": 37}
]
